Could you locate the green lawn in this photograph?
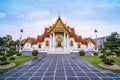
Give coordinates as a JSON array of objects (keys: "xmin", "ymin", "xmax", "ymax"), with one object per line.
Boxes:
[
  {"xmin": 8, "ymin": 56, "xmax": 35, "ymax": 66},
  {"xmin": 81, "ymin": 56, "xmax": 120, "ymax": 72},
  {"xmin": 113, "ymin": 58, "xmax": 120, "ymax": 66},
  {"xmin": 80, "ymin": 56, "xmax": 101, "ymax": 67}
]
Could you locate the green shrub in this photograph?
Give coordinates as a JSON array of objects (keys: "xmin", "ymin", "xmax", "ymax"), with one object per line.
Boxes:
[
  {"xmin": 32, "ymin": 50, "xmax": 38, "ymax": 56},
  {"xmin": 14, "ymin": 50, "xmax": 19, "ymax": 54},
  {"xmin": 6, "ymin": 50, "xmax": 19, "ymax": 57},
  {"xmin": 10, "ymin": 57, "xmax": 15, "ymax": 61},
  {"xmin": 99, "ymin": 55, "xmax": 106, "ymax": 59},
  {"xmin": 0, "ymin": 52, "xmax": 5, "ymax": 55},
  {"xmin": 79, "ymin": 50, "xmax": 86, "ymax": 56},
  {"xmin": 93, "ymin": 52, "xmax": 98, "ymax": 56},
  {"xmin": 0, "ymin": 48, "xmax": 5, "ymax": 51},
  {"xmin": 10, "ymin": 47, "xmax": 16, "ymax": 51},
  {"xmin": 16, "ymin": 53, "xmax": 22, "ymax": 56},
  {"xmin": 6, "ymin": 50, "xmax": 14, "ymax": 57},
  {"xmin": 102, "ymin": 58, "xmax": 115, "ymax": 65},
  {"xmin": 116, "ymin": 53, "xmax": 120, "ymax": 57},
  {"xmin": 0, "ymin": 56, "xmax": 7, "ymax": 61}
]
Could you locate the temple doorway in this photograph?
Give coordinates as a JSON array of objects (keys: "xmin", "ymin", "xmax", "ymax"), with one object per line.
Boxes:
[{"xmin": 56, "ymin": 35, "xmax": 63, "ymax": 48}]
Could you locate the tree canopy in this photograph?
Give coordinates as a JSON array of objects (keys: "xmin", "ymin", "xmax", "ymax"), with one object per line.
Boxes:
[
  {"xmin": 104, "ymin": 32, "xmax": 120, "ymax": 53},
  {"xmin": 0, "ymin": 35, "xmax": 19, "ymax": 51}
]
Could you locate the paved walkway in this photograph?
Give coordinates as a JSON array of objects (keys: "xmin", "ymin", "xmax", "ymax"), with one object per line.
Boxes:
[{"xmin": 0, "ymin": 54, "xmax": 120, "ymax": 80}]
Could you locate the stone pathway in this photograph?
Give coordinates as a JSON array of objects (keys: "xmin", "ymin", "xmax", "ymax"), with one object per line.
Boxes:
[{"xmin": 0, "ymin": 54, "xmax": 120, "ymax": 80}]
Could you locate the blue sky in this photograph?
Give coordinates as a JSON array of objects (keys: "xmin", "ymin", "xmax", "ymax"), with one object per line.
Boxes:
[{"xmin": 0, "ymin": 0, "xmax": 120, "ymax": 40}]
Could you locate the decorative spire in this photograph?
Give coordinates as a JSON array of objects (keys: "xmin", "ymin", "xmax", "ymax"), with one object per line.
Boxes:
[
  {"xmin": 58, "ymin": 12, "xmax": 60, "ymax": 18},
  {"xmin": 94, "ymin": 29, "xmax": 97, "ymax": 33},
  {"xmin": 58, "ymin": 12, "xmax": 61, "ymax": 19}
]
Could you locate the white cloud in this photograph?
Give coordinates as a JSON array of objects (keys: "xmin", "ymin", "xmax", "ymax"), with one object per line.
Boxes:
[
  {"xmin": 1, "ymin": 16, "xmax": 120, "ymax": 40},
  {"xmin": 27, "ymin": 11, "xmax": 50, "ymax": 18},
  {"xmin": 15, "ymin": 11, "xmax": 50, "ymax": 19},
  {"xmin": 0, "ymin": 12, "xmax": 6, "ymax": 18},
  {"xmin": 64, "ymin": 19, "xmax": 120, "ymax": 39}
]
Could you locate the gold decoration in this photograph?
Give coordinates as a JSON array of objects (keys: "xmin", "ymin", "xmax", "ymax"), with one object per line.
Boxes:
[
  {"xmin": 48, "ymin": 16, "xmax": 71, "ymax": 35},
  {"xmin": 77, "ymin": 43, "xmax": 81, "ymax": 48},
  {"xmin": 56, "ymin": 35, "xmax": 63, "ymax": 48},
  {"xmin": 38, "ymin": 43, "xmax": 41, "ymax": 48},
  {"xmin": 46, "ymin": 40, "xmax": 49, "ymax": 46},
  {"xmin": 70, "ymin": 40, "xmax": 73, "ymax": 46}
]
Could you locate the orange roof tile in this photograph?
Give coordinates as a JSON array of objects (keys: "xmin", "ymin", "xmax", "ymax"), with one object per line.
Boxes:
[
  {"xmin": 44, "ymin": 28, "xmax": 49, "ymax": 37},
  {"xmin": 37, "ymin": 36, "xmax": 43, "ymax": 42}
]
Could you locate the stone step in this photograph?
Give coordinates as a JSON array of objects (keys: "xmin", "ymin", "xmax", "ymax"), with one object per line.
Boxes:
[{"xmin": 47, "ymin": 51, "xmax": 70, "ymax": 54}]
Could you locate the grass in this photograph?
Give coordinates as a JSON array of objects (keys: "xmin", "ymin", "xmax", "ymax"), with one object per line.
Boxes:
[
  {"xmin": 8, "ymin": 56, "xmax": 35, "ymax": 66},
  {"xmin": 80, "ymin": 56, "xmax": 101, "ymax": 67},
  {"xmin": 81, "ymin": 56, "xmax": 120, "ymax": 72},
  {"xmin": 113, "ymin": 58, "xmax": 120, "ymax": 66}
]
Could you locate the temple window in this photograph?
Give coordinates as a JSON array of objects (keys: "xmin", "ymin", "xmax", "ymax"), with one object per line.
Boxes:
[
  {"xmin": 46, "ymin": 40, "xmax": 49, "ymax": 46},
  {"xmin": 70, "ymin": 40, "xmax": 73, "ymax": 46},
  {"xmin": 38, "ymin": 43, "xmax": 41, "ymax": 48},
  {"xmin": 78, "ymin": 43, "xmax": 81, "ymax": 48}
]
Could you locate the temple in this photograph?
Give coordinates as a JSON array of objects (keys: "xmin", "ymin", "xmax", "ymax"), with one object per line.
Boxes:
[{"xmin": 22, "ymin": 16, "xmax": 95, "ymax": 54}]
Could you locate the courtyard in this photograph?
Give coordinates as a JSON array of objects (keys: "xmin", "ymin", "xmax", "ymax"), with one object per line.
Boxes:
[{"xmin": 0, "ymin": 54, "xmax": 120, "ymax": 80}]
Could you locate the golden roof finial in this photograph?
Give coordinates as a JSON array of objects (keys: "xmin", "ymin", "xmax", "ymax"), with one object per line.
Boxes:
[{"xmin": 58, "ymin": 12, "xmax": 61, "ymax": 18}]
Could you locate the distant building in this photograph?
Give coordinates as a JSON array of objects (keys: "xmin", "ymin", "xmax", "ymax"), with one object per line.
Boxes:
[{"xmin": 95, "ymin": 36, "xmax": 108, "ymax": 50}]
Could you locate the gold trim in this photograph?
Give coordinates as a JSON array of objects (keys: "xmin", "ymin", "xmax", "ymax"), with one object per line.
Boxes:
[{"xmin": 48, "ymin": 16, "xmax": 71, "ymax": 34}]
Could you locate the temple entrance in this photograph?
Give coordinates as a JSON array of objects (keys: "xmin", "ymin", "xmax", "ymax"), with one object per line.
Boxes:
[{"xmin": 56, "ymin": 35, "xmax": 63, "ymax": 48}]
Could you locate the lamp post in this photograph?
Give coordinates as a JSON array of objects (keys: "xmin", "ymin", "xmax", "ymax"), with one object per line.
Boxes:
[
  {"xmin": 94, "ymin": 29, "xmax": 98, "ymax": 52},
  {"xmin": 19, "ymin": 29, "xmax": 23, "ymax": 52}
]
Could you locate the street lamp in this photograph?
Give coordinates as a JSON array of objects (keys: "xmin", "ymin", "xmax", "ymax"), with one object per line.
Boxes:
[
  {"xmin": 94, "ymin": 29, "xmax": 98, "ymax": 51},
  {"xmin": 19, "ymin": 29, "xmax": 23, "ymax": 52}
]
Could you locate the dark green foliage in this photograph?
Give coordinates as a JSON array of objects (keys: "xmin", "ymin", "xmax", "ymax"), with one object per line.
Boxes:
[
  {"xmin": 5, "ymin": 50, "xmax": 18, "ymax": 57},
  {"xmin": 0, "ymin": 37, "xmax": 4, "ymax": 46},
  {"xmin": 0, "ymin": 48, "xmax": 6, "ymax": 51},
  {"xmin": 0, "ymin": 35, "xmax": 19, "ymax": 52},
  {"xmin": 100, "ymin": 54, "xmax": 115, "ymax": 65},
  {"xmin": 0, "ymin": 52, "xmax": 5, "ymax": 55},
  {"xmin": 102, "ymin": 58, "xmax": 115, "ymax": 65},
  {"xmin": 104, "ymin": 32, "xmax": 120, "ymax": 53},
  {"xmin": 32, "ymin": 50, "xmax": 38, "ymax": 56},
  {"xmin": 14, "ymin": 50, "xmax": 19, "ymax": 54},
  {"xmin": 16, "ymin": 53, "xmax": 22, "ymax": 56},
  {"xmin": 10, "ymin": 57, "xmax": 15, "ymax": 61},
  {"xmin": 114, "ymin": 48, "xmax": 120, "ymax": 57},
  {"xmin": 100, "ymin": 55, "xmax": 106, "ymax": 59},
  {"xmin": 79, "ymin": 50, "xmax": 86, "ymax": 56},
  {"xmin": 0, "ymin": 56, "xmax": 7, "ymax": 61},
  {"xmin": 93, "ymin": 52, "xmax": 98, "ymax": 56},
  {"xmin": 101, "ymin": 47, "xmax": 109, "ymax": 53},
  {"xmin": 6, "ymin": 50, "xmax": 14, "ymax": 57},
  {"xmin": 100, "ymin": 47, "xmax": 114, "ymax": 57},
  {"xmin": 10, "ymin": 47, "xmax": 16, "ymax": 51}
]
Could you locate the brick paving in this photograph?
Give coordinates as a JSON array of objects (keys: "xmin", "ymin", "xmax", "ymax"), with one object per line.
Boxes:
[{"xmin": 0, "ymin": 54, "xmax": 120, "ymax": 80}]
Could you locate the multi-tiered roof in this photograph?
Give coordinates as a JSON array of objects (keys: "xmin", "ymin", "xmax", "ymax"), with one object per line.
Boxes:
[{"xmin": 22, "ymin": 16, "xmax": 95, "ymax": 45}]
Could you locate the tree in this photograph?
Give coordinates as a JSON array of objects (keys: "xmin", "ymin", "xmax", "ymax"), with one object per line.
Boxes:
[
  {"xmin": 0, "ymin": 37, "xmax": 4, "ymax": 46},
  {"xmin": 114, "ymin": 48, "xmax": 120, "ymax": 57},
  {"xmin": 104, "ymin": 32, "xmax": 120, "ymax": 52},
  {"xmin": 15, "ymin": 39, "xmax": 20, "ymax": 50},
  {"xmin": 0, "ymin": 35, "xmax": 17, "ymax": 51}
]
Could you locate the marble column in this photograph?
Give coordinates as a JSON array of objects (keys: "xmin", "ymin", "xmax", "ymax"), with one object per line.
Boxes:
[
  {"xmin": 50, "ymin": 34, "xmax": 52, "ymax": 48},
  {"xmin": 51, "ymin": 34, "xmax": 53, "ymax": 48},
  {"xmin": 67, "ymin": 35, "xmax": 69, "ymax": 49},
  {"xmin": 64, "ymin": 33, "xmax": 66, "ymax": 48},
  {"xmin": 66, "ymin": 34, "xmax": 67, "ymax": 48},
  {"xmin": 53, "ymin": 33, "xmax": 55, "ymax": 48}
]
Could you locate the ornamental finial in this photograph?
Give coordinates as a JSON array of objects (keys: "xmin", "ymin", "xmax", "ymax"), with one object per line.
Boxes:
[{"xmin": 58, "ymin": 12, "xmax": 61, "ymax": 18}]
